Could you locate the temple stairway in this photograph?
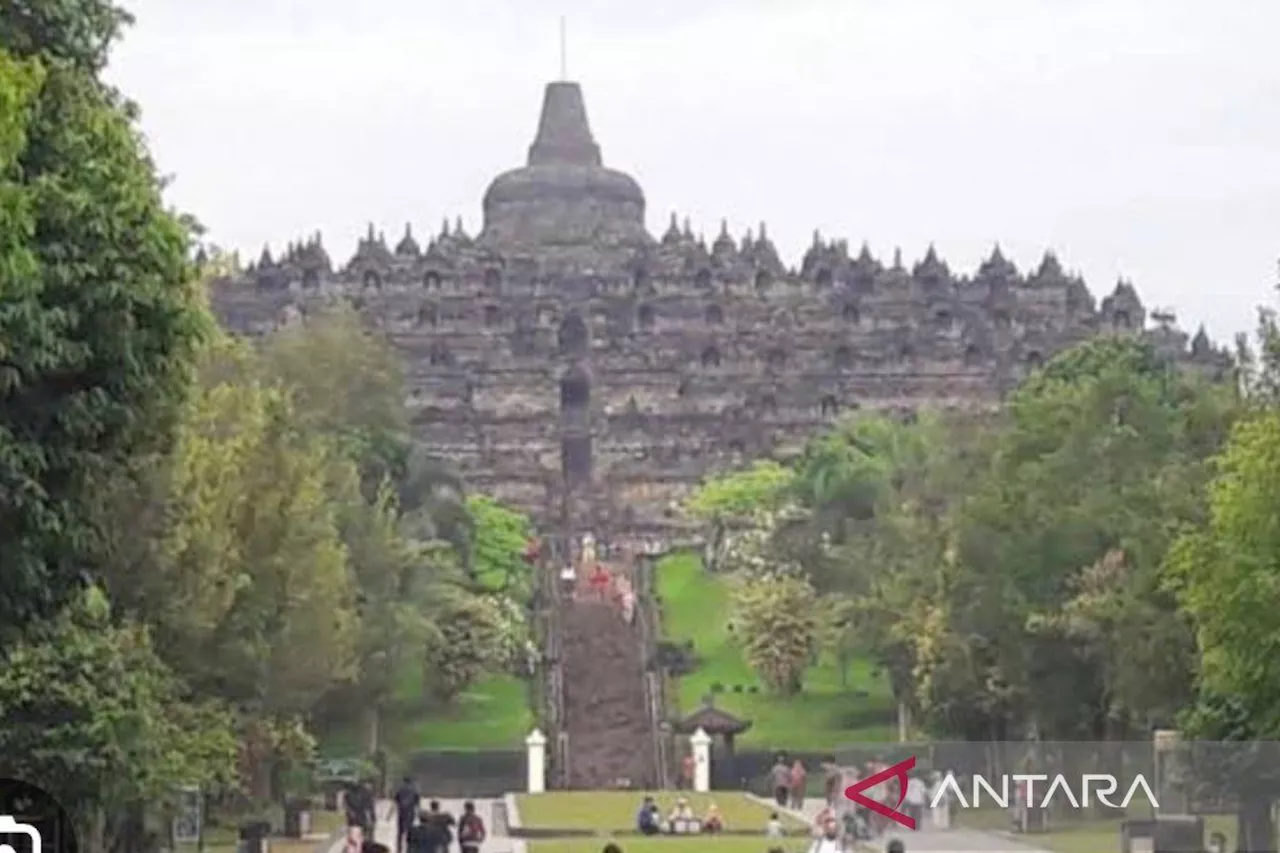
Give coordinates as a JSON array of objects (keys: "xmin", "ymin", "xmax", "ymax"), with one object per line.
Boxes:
[{"xmin": 560, "ymin": 595, "xmax": 658, "ymax": 788}]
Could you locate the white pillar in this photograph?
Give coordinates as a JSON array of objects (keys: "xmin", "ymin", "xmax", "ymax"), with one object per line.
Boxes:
[
  {"xmin": 691, "ymin": 727, "xmax": 712, "ymax": 793},
  {"xmin": 526, "ymin": 729, "xmax": 547, "ymax": 794}
]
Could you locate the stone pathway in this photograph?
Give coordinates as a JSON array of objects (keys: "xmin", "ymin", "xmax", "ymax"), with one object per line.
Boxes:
[
  {"xmin": 325, "ymin": 800, "xmax": 397, "ymax": 853},
  {"xmin": 432, "ymin": 798, "xmax": 523, "ymax": 853},
  {"xmin": 747, "ymin": 794, "xmax": 1053, "ymax": 852},
  {"xmin": 321, "ymin": 798, "xmax": 524, "ymax": 853}
]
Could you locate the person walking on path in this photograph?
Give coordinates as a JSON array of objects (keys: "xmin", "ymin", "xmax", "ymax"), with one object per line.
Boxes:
[
  {"xmin": 769, "ymin": 754, "xmax": 791, "ymax": 807},
  {"xmin": 424, "ymin": 800, "xmax": 455, "ymax": 853},
  {"xmin": 821, "ymin": 756, "xmax": 842, "ymax": 808},
  {"xmin": 392, "ymin": 776, "xmax": 420, "ymax": 853},
  {"xmin": 405, "ymin": 809, "xmax": 435, "ymax": 853},
  {"xmin": 790, "ymin": 759, "xmax": 808, "ymax": 809},
  {"xmin": 456, "ymin": 801, "xmax": 486, "ymax": 853},
  {"xmin": 346, "ymin": 780, "xmax": 377, "ymax": 840}
]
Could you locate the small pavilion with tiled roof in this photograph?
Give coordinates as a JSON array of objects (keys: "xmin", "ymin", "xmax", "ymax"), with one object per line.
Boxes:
[{"xmin": 672, "ymin": 696, "xmax": 752, "ymax": 755}]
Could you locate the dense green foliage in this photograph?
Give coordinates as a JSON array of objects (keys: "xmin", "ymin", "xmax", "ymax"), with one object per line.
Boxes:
[
  {"xmin": 0, "ymin": 17, "xmax": 210, "ymax": 640},
  {"xmin": 683, "ymin": 334, "xmax": 1254, "ymax": 742}
]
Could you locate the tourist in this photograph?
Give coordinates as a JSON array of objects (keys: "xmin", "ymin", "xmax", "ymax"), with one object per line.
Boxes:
[
  {"xmin": 424, "ymin": 801, "xmax": 455, "ymax": 853},
  {"xmin": 904, "ymin": 773, "xmax": 927, "ymax": 827},
  {"xmin": 457, "ymin": 801, "xmax": 486, "ymax": 853},
  {"xmin": 405, "ymin": 809, "xmax": 435, "ymax": 853},
  {"xmin": 811, "ymin": 805, "xmax": 836, "ymax": 839},
  {"xmin": 840, "ymin": 806, "xmax": 868, "ymax": 848},
  {"xmin": 790, "ymin": 759, "xmax": 808, "ymax": 809},
  {"xmin": 822, "ymin": 756, "xmax": 842, "ymax": 808},
  {"xmin": 588, "ymin": 562, "xmax": 612, "ymax": 600},
  {"xmin": 665, "ymin": 796, "xmax": 696, "ymax": 833},
  {"xmin": 769, "ymin": 754, "xmax": 791, "ymax": 807},
  {"xmin": 617, "ymin": 575, "xmax": 636, "ymax": 623},
  {"xmin": 346, "ymin": 781, "xmax": 376, "ymax": 840},
  {"xmin": 636, "ymin": 796, "xmax": 660, "ymax": 835},
  {"xmin": 392, "ymin": 776, "xmax": 420, "ymax": 853},
  {"xmin": 765, "ymin": 812, "xmax": 784, "ymax": 838},
  {"xmin": 680, "ymin": 751, "xmax": 694, "ymax": 790},
  {"xmin": 344, "ymin": 825, "xmax": 364, "ymax": 853},
  {"xmin": 806, "ymin": 818, "xmax": 842, "ymax": 853},
  {"xmin": 701, "ymin": 803, "xmax": 723, "ymax": 834}
]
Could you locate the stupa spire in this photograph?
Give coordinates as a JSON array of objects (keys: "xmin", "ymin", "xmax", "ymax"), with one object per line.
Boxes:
[{"xmin": 527, "ymin": 81, "xmax": 601, "ymax": 167}]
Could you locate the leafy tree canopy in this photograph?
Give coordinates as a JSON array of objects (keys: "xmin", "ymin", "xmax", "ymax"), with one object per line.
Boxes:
[{"xmin": 0, "ymin": 6, "xmax": 208, "ymax": 641}]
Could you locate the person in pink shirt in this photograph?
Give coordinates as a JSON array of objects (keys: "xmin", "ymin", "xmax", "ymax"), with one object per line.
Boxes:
[{"xmin": 790, "ymin": 759, "xmax": 808, "ymax": 809}]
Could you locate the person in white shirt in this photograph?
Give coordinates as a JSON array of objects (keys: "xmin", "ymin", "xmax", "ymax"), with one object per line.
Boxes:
[
  {"xmin": 764, "ymin": 812, "xmax": 784, "ymax": 838},
  {"xmin": 904, "ymin": 774, "xmax": 927, "ymax": 826},
  {"xmin": 665, "ymin": 797, "xmax": 696, "ymax": 833},
  {"xmin": 807, "ymin": 818, "xmax": 842, "ymax": 853}
]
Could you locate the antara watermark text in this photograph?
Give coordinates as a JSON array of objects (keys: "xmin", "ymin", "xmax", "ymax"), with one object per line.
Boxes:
[{"xmin": 932, "ymin": 771, "xmax": 1160, "ymax": 810}]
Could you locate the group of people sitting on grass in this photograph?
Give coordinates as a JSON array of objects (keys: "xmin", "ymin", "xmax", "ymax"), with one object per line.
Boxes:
[{"xmin": 634, "ymin": 795, "xmax": 724, "ymax": 835}]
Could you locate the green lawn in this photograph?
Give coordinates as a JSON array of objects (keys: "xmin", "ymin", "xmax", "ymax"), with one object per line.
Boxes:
[
  {"xmin": 528, "ymin": 839, "xmax": 811, "ymax": 853},
  {"xmin": 515, "ymin": 792, "xmax": 804, "ymax": 833},
  {"xmin": 656, "ymin": 552, "xmax": 894, "ymax": 749},
  {"xmin": 318, "ymin": 662, "xmax": 533, "ymax": 755}
]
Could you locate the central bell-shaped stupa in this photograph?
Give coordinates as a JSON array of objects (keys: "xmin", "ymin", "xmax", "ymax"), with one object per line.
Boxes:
[{"xmin": 479, "ymin": 81, "xmax": 649, "ymax": 250}]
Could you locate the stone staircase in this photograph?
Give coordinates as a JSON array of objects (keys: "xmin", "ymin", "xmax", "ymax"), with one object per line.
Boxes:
[{"xmin": 560, "ymin": 593, "xmax": 658, "ymax": 788}]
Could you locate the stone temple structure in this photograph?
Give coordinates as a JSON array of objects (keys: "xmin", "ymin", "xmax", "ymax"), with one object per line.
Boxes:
[{"xmin": 211, "ymin": 80, "xmax": 1229, "ymax": 539}]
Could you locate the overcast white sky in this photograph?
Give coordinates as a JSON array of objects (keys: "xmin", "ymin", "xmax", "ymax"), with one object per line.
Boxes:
[{"xmin": 108, "ymin": 0, "xmax": 1278, "ymax": 340}]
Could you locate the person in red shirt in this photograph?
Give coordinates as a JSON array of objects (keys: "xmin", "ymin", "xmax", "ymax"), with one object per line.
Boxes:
[
  {"xmin": 681, "ymin": 752, "xmax": 695, "ymax": 790},
  {"xmin": 588, "ymin": 563, "xmax": 612, "ymax": 600}
]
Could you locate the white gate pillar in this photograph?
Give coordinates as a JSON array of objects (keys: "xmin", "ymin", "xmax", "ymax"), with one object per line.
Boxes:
[
  {"xmin": 525, "ymin": 728, "xmax": 547, "ymax": 793},
  {"xmin": 691, "ymin": 727, "xmax": 712, "ymax": 793}
]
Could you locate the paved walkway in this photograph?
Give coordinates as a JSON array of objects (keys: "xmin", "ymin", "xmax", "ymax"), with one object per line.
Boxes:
[
  {"xmin": 323, "ymin": 798, "xmax": 523, "ymax": 853},
  {"xmin": 748, "ymin": 794, "xmax": 1052, "ymax": 852}
]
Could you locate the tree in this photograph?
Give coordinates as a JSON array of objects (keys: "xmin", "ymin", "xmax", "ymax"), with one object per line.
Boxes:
[
  {"xmin": 1028, "ymin": 550, "xmax": 1194, "ymax": 737},
  {"xmin": 0, "ymin": 13, "xmax": 209, "ymax": 641},
  {"xmin": 685, "ymin": 460, "xmax": 792, "ymax": 572},
  {"xmin": 942, "ymin": 337, "xmax": 1231, "ymax": 738},
  {"xmin": 423, "ymin": 590, "xmax": 511, "ymax": 703},
  {"xmin": 729, "ymin": 571, "xmax": 820, "ymax": 695},
  {"xmin": 336, "ymin": 480, "xmax": 454, "ymax": 752},
  {"xmin": 0, "ymin": 0, "xmax": 134, "ymax": 72},
  {"xmin": 122, "ymin": 336, "xmax": 359, "ymax": 715},
  {"xmin": 92, "ymin": 335, "xmax": 359, "ymax": 798},
  {"xmin": 1166, "ymin": 410, "xmax": 1280, "ymax": 733},
  {"xmin": 466, "ymin": 495, "xmax": 533, "ymax": 596},
  {"xmin": 258, "ymin": 305, "xmax": 407, "ymax": 485},
  {"xmin": 0, "ymin": 586, "xmax": 238, "ymax": 851}
]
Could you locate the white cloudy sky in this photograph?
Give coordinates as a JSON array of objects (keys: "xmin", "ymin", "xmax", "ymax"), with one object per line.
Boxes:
[{"xmin": 108, "ymin": 0, "xmax": 1279, "ymax": 340}]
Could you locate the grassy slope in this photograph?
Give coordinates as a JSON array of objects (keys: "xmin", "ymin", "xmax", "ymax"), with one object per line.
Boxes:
[
  {"xmin": 657, "ymin": 552, "xmax": 894, "ymax": 750},
  {"xmin": 318, "ymin": 655, "xmax": 532, "ymax": 755}
]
